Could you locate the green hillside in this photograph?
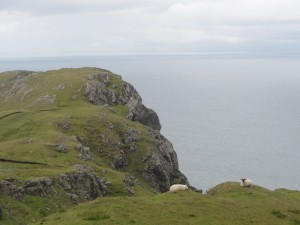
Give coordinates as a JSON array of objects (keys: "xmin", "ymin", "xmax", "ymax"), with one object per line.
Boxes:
[
  {"xmin": 35, "ymin": 183, "xmax": 300, "ymax": 225},
  {"xmin": 0, "ymin": 68, "xmax": 299, "ymax": 225}
]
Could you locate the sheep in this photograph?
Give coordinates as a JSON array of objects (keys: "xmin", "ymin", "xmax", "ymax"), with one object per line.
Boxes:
[
  {"xmin": 240, "ymin": 179, "xmax": 253, "ymax": 187},
  {"xmin": 169, "ymin": 184, "xmax": 189, "ymax": 192}
]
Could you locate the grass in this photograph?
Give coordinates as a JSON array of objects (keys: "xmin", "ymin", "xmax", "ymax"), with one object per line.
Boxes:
[{"xmin": 35, "ymin": 183, "xmax": 300, "ymax": 225}]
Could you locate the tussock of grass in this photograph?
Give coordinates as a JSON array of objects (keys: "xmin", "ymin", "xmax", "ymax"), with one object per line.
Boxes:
[{"xmin": 272, "ymin": 210, "xmax": 287, "ymax": 219}]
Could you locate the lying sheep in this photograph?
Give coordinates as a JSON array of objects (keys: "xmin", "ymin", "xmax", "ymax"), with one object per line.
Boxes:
[
  {"xmin": 240, "ymin": 179, "xmax": 253, "ymax": 187},
  {"xmin": 169, "ymin": 184, "xmax": 189, "ymax": 192}
]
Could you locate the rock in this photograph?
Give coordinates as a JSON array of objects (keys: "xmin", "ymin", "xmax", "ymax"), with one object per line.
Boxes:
[
  {"xmin": 0, "ymin": 180, "xmax": 23, "ymax": 199},
  {"xmin": 125, "ymin": 187, "xmax": 135, "ymax": 196},
  {"xmin": 0, "ymin": 165, "xmax": 111, "ymax": 204},
  {"xmin": 56, "ymin": 144, "xmax": 68, "ymax": 153},
  {"xmin": 124, "ymin": 174, "xmax": 138, "ymax": 187},
  {"xmin": 126, "ymin": 112, "xmax": 134, "ymax": 120},
  {"xmin": 190, "ymin": 186, "xmax": 203, "ymax": 193},
  {"xmin": 111, "ymin": 154, "xmax": 128, "ymax": 169},
  {"xmin": 72, "ymin": 95, "xmax": 77, "ymax": 101},
  {"xmin": 141, "ymin": 153, "xmax": 152, "ymax": 163},
  {"xmin": 123, "ymin": 173, "xmax": 137, "ymax": 196},
  {"xmin": 57, "ymin": 165, "xmax": 110, "ymax": 203},
  {"xmin": 108, "ymin": 123, "xmax": 114, "ymax": 130},
  {"xmin": 126, "ymin": 100, "xmax": 161, "ymax": 131},
  {"xmin": 129, "ymin": 143, "xmax": 138, "ymax": 151},
  {"xmin": 111, "ymin": 92, "xmax": 117, "ymax": 103},
  {"xmin": 105, "ymin": 181, "xmax": 112, "ymax": 186},
  {"xmin": 141, "ymin": 132, "xmax": 189, "ymax": 192},
  {"xmin": 23, "ymin": 178, "xmax": 53, "ymax": 197},
  {"xmin": 85, "ymin": 79, "xmax": 109, "ymax": 105},
  {"xmin": 123, "ymin": 128, "xmax": 141, "ymax": 144},
  {"xmin": 57, "ymin": 117, "xmax": 71, "ymax": 130},
  {"xmin": 0, "ymin": 177, "xmax": 53, "ymax": 199},
  {"xmin": 84, "ymin": 75, "xmax": 161, "ymax": 130},
  {"xmin": 24, "ymin": 138, "xmax": 32, "ymax": 144},
  {"xmin": 2, "ymin": 71, "xmax": 34, "ymax": 101},
  {"xmin": 76, "ymin": 144, "xmax": 92, "ymax": 161},
  {"xmin": 57, "ymin": 84, "xmax": 65, "ymax": 90},
  {"xmin": 32, "ymin": 95, "xmax": 56, "ymax": 105},
  {"xmin": 76, "ymin": 136, "xmax": 89, "ymax": 146},
  {"xmin": 67, "ymin": 193, "xmax": 79, "ymax": 204},
  {"xmin": 142, "ymin": 163, "xmax": 170, "ymax": 192}
]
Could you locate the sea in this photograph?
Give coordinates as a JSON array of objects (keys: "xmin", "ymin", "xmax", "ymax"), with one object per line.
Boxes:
[{"xmin": 1, "ymin": 53, "xmax": 300, "ymax": 191}]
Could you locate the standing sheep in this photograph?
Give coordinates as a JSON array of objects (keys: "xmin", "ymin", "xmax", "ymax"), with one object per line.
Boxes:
[
  {"xmin": 240, "ymin": 179, "xmax": 253, "ymax": 187},
  {"xmin": 169, "ymin": 184, "xmax": 189, "ymax": 192}
]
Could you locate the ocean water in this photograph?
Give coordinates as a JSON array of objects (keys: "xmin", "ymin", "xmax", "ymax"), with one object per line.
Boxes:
[{"xmin": 1, "ymin": 54, "xmax": 300, "ymax": 191}]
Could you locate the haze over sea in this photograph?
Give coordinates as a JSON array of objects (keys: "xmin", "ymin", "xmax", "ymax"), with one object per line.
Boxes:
[{"xmin": 1, "ymin": 53, "xmax": 300, "ymax": 191}]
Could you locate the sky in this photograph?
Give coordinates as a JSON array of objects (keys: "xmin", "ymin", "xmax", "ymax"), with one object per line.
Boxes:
[{"xmin": 0, "ymin": 0, "xmax": 300, "ymax": 57}]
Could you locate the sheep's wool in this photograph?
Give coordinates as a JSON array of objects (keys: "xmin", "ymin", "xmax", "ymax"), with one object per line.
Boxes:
[
  {"xmin": 241, "ymin": 179, "xmax": 253, "ymax": 187},
  {"xmin": 170, "ymin": 184, "xmax": 188, "ymax": 192}
]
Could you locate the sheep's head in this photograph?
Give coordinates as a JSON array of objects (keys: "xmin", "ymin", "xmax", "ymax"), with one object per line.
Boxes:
[{"xmin": 241, "ymin": 178, "xmax": 246, "ymax": 182}]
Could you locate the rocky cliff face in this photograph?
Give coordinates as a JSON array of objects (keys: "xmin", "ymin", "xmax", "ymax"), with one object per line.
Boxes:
[
  {"xmin": 85, "ymin": 73, "xmax": 162, "ymax": 131},
  {"xmin": 142, "ymin": 130, "xmax": 188, "ymax": 192},
  {"xmin": 83, "ymin": 72, "xmax": 187, "ymax": 191}
]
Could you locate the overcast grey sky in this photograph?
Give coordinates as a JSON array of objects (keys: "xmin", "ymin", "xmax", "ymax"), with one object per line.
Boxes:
[{"xmin": 0, "ymin": 0, "xmax": 300, "ymax": 57}]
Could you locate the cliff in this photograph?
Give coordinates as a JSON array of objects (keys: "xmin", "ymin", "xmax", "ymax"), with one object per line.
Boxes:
[{"xmin": 0, "ymin": 68, "xmax": 188, "ymax": 224}]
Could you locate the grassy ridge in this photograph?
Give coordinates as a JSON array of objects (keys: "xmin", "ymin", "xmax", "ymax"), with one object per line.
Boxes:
[{"xmin": 36, "ymin": 183, "xmax": 300, "ymax": 225}]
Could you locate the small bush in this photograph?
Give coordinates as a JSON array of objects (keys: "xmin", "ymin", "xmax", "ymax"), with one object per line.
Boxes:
[
  {"xmin": 271, "ymin": 210, "xmax": 286, "ymax": 219},
  {"xmin": 80, "ymin": 211, "xmax": 110, "ymax": 221}
]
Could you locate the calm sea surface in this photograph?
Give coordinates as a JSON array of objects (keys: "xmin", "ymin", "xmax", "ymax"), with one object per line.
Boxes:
[{"xmin": 1, "ymin": 54, "xmax": 300, "ymax": 191}]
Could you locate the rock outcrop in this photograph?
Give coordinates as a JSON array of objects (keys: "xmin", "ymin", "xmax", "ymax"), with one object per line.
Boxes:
[
  {"xmin": 0, "ymin": 165, "xmax": 110, "ymax": 204},
  {"xmin": 83, "ymin": 71, "xmax": 187, "ymax": 192},
  {"xmin": 57, "ymin": 165, "xmax": 110, "ymax": 203},
  {"xmin": 0, "ymin": 178, "xmax": 23, "ymax": 200},
  {"xmin": 0, "ymin": 71, "xmax": 34, "ymax": 101},
  {"xmin": 84, "ymin": 73, "xmax": 161, "ymax": 131},
  {"xmin": 142, "ymin": 130, "xmax": 189, "ymax": 192}
]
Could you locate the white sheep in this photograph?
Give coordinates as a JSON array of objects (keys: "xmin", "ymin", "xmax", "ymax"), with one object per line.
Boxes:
[
  {"xmin": 169, "ymin": 184, "xmax": 189, "ymax": 192},
  {"xmin": 240, "ymin": 179, "xmax": 253, "ymax": 187}
]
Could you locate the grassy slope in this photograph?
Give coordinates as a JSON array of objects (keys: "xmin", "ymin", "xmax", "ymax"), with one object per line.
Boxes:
[
  {"xmin": 1, "ymin": 68, "xmax": 300, "ymax": 225},
  {"xmin": 37, "ymin": 183, "xmax": 300, "ymax": 225},
  {"xmin": 0, "ymin": 68, "xmax": 154, "ymax": 183}
]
